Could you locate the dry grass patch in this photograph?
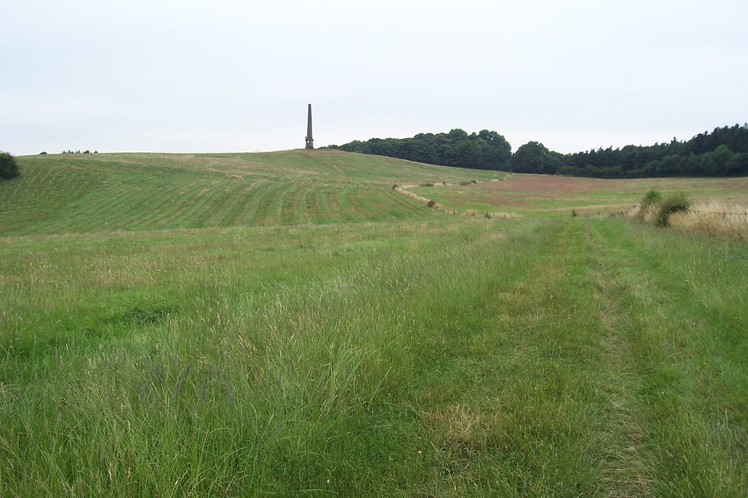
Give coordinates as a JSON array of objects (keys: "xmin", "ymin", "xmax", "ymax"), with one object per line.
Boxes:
[
  {"xmin": 421, "ymin": 405, "xmax": 507, "ymax": 458},
  {"xmin": 669, "ymin": 201, "xmax": 748, "ymax": 241},
  {"xmin": 463, "ymin": 209, "xmax": 519, "ymax": 219},
  {"xmin": 395, "ymin": 185, "xmax": 520, "ymax": 218}
]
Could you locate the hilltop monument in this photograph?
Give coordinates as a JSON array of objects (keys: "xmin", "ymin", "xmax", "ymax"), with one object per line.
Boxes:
[{"xmin": 305, "ymin": 104, "xmax": 314, "ymax": 149}]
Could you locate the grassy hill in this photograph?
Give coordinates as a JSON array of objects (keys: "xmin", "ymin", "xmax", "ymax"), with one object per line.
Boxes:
[
  {"xmin": 0, "ymin": 150, "xmax": 502, "ymax": 235},
  {"xmin": 1, "ymin": 151, "xmax": 747, "ymax": 496}
]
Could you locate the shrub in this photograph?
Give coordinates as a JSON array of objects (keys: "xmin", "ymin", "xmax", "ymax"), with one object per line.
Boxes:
[
  {"xmin": 641, "ymin": 189, "xmax": 662, "ymax": 209},
  {"xmin": 635, "ymin": 189, "xmax": 662, "ymax": 221},
  {"xmin": 0, "ymin": 152, "xmax": 20, "ymax": 180},
  {"xmin": 656, "ymin": 192, "xmax": 691, "ymax": 227}
]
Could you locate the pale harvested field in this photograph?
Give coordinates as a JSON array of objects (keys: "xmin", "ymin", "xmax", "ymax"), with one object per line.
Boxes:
[{"xmin": 410, "ymin": 174, "xmax": 748, "ymax": 215}]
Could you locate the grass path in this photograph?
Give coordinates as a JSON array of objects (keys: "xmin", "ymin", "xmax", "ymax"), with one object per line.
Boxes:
[
  {"xmin": 404, "ymin": 218, "xmax": 747, "ymax": 495},
  {"xmin": 585, "ymin": 221, "xmax": 747, "ymax": 495},
  {"xmin": 410, "ymin": 219, "xmax": 643, "ymax": 495}
]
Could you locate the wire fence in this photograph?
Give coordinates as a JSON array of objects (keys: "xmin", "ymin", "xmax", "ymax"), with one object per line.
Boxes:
[{"xmin": 688, "ymin": 211, "xmax": 748, "ymax": 219}]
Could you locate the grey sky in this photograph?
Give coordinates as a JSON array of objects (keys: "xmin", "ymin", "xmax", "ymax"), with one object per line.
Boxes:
[{"xmin": 3, "ymin": 0, "xmax": 747, "ymax": 156}]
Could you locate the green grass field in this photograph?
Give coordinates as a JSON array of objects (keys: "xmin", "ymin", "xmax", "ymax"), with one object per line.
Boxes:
[
  {"xmin": 0, "ymin": 151, "xmax": 503, "ymax": 236},
  {"xmin": 1, "ymin": 151, "xmax": 746, "ymax": 496}
]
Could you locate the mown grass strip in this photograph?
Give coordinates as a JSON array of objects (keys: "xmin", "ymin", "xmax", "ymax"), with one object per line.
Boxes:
[
  {"xmin": 247, "ymin": 181, "xmax": 287, "ymax": 226},
  {"xmin": 0, "ymin": 166, "xmax": 103, "ymax": 234},
  {"xmin": 585, "ymin": 219, "xmax": 748, "ymax": 496},
  {"xmin": 217, "ymin": 181, "xmax": 262, "ymax": 227}
]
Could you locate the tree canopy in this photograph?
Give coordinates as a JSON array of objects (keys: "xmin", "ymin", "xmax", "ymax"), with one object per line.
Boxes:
[
  {"xmin": 0, "ymin": 152, "xmax": 20, "ymax": 180},
  {"xmin": 559, "ymin": 124, "xmax": 748, "ymax": 178},
  {"xmin": 328, "ymin": 129, "xmax": 512, "ymax": 171},
  {"xmin": 511, "ymin": 141, "xmax": 564, "ymax": 174},
  {"xmin": 328, "ymin": 124, "xmax": 748, "ymax": 178}
]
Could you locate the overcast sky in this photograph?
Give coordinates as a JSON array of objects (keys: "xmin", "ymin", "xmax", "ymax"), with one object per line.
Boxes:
[{"xmin": 2, "ymin": 0, "xmax": 747, "ymax": 156}]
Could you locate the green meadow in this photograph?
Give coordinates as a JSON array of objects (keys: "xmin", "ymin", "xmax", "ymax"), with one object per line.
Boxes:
[{"xmin": 1, "ymin": 151, "xmax": 746, "ymax": 496}]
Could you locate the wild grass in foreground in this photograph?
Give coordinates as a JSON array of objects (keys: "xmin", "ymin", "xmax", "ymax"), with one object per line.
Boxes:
[{"xmin": 1, "ymin": 216, "xmax": 747, "ymax": 496}]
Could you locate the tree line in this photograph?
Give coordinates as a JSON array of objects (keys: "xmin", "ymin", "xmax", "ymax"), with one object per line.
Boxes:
[
  {"xmin": 327, "ymin": 129, "xmax": 512, "ymax": 171},
  {"xmin": 326, "ymin": 124, "xmax": 748, "ymax": 178}
]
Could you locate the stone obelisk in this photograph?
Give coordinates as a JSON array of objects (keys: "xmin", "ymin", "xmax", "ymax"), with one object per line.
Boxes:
[{"xmin": 305, "ymin": 104, "xmax": 314, "ymax": 149}]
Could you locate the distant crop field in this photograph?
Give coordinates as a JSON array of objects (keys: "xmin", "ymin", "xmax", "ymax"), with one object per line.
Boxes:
[
  {"xmin": 1, "ymin": 152, "xmax": 746, "ymax": 496},
  {"xmin": 410, "ymin": 173, "xmax": 748, "ymax": 216}
]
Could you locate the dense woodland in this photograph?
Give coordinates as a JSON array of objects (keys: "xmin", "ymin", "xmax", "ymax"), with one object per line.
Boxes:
[
  {"xmin": 329, "ymin": 129, "xmax": 513, "ymax": 171},
  {"xmin": 327, "ymin": 124, "xmax": 748, "ymax": 178}
]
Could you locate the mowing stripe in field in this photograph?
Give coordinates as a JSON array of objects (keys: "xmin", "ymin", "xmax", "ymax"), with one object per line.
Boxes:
[
  {"xmin": 311, "ymin": 184, "xmax": 337, "ymax": 224},
  {"xmin": 179, "ymin": 185, "xmax": 237, "ymax": 229},
  {"xmin": 108, "ymin": 183, "xmax": 186, "ymax": 229},
  {"xmin": 230, "ymin": 181, "xmax": 279, "ymax": 227},
  {"xmin": 0, "ymin": 167, "xmax": 103, "ymax": 234},
  {"xmin": 218, "ymin": 181, "xmax": 262, "ymax": 227},
  {"xmin": 344, "ymin": 188, "xmax": 377, "ymax": 219},
  {"xmin": 279, "ymin": 181, "xmax": 310, "ymax": 225},
  {"xmin": 299, "ymin": 183, "xmax": 322, "ymax": 224},
  {"xmin": 247, "ymin": 181, "xmax": 288, "ymax": 226},
  {"xmin": 133, "ymin": 182, "xmax": 215, "ymax": 229},
  {"xmin": 382, "ymin": 188, "xmax": 431, "ymax": 215}
]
